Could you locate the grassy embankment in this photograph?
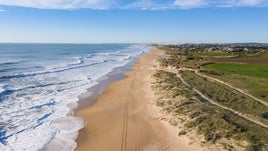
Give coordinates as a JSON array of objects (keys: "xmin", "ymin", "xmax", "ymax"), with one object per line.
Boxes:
[
  {"xmin": 180, "ymin": 70, "xmax": 268, "ymax": 125},
  {"xmin": 153, "ymin": 70, "xmax": 268, "ymax": 151},
  {"xmin": 153, "ymin": 46, "xmax": 268, "ymax": 150}
]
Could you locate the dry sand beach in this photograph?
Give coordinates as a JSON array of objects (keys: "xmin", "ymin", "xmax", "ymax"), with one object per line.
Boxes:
[{"xmin": 75, "ymin": 48, "xmax": 203, "ymax": 151}]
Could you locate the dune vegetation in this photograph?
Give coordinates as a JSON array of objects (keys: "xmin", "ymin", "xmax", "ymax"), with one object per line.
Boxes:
[{"xmin": 153, "ymin": 44, "xmax": 268, "ymax": 151}]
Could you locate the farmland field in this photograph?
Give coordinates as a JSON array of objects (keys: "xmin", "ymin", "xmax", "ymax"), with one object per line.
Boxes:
[
  {"xmin": 204, "ymin": 63, "xmax": 268, "ymax": 79},
  {"xmin": 208, "ymin": 56, "xmax": 268, "ymax": 65}
]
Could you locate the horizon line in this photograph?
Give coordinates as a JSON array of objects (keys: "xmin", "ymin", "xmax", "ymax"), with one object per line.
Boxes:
[{"xmin": 0, "ymin": 42, "xmax": 268, "ymax": 45}]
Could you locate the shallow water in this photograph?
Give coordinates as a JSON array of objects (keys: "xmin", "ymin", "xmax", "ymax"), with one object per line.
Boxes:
[{"xmin": 0, "ymin": 43, "xmax": 150, "ymax": 151}]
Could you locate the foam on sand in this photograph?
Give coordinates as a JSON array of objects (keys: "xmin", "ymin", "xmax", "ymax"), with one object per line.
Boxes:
[{"xmin": 43, "ymin": 117, "xmax": 86, "ymax": 151}]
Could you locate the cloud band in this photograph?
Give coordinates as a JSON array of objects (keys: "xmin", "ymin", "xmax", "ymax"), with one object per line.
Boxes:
[{"xmin": 0, "ymin": 0, "xmax": 266, "ymax": 10}]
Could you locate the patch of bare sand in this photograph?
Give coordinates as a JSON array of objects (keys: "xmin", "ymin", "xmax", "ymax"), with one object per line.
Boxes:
[{"xmin": 75, "ymin": 48, "xmax": 204, "ymax": 151}]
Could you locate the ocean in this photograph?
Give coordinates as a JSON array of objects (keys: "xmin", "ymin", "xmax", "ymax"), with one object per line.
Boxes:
[{"xmin": 0, "ymin": 43, "xmax": 150, "ymax": 151}]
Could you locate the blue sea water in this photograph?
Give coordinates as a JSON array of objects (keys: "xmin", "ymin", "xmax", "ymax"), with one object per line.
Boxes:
[{"xmin": 0, "ymin": 43, "xmax": 150, "ymax": 151}]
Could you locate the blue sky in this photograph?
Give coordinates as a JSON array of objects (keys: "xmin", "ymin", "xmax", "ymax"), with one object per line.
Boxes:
[{"xmin": 0, "ymin": 0, "xmax": 268, "ymax": 43}]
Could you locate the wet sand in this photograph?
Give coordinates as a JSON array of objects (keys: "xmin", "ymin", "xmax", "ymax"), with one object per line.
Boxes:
[{"xmin": 75, "ymin": 48, "xmax": 202, "ymax": 151}]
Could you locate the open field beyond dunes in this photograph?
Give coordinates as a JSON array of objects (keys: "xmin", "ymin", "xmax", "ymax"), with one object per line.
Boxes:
[
  {"xmin": 154, "ymin": 44, "xmax": 268, "ymax": 151},
  {"xmin": 208, "ymin": 55, "xmax": 268, "ymax": 65},
  {"xmin": 203, "ymin": 63, "xmax": 268, "ymax": 79}
]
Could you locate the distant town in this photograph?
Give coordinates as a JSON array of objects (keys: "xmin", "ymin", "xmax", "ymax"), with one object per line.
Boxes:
[{"xmin": 156, "ymin": 43, "xmax": 268, "ymax": 54}]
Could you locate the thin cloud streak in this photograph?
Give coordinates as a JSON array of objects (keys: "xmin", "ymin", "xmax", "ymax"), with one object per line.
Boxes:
[
  {"xmin": 173, "ymin": 0, "xmax": 206, "ymax": 8},
  {"xmin": 0, "ymin": 0, "xmax": 267, "ymax": 10},
  {"xmin": 0, "ymin": 0, "xmax": 113, "ymax": 9},
  {"xmin": 172, "ymin": 0, "xmax": 266, "ymax": 8},
  {"xmin": 215, "ymin": 0, "xmax": 264, "ymax": 7}
]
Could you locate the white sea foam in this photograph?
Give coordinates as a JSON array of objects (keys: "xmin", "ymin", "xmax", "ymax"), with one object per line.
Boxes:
[
  {"xmin": 0, "ymin": 44, "xmax": 151, "ymax": 151},
  {"xmin": 0, "ymin": 84, "xmax": 4, "ymax": 93},
  {"xmin": 43, "ymin": 117, "xmax": 86, "ymax": 151}
]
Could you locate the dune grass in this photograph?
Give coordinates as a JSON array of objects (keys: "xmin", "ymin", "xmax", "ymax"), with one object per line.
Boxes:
[
  {"xmin": 152, "ymin": 70, "xmax": 268, "ymax": 151},
  {"xmin": 180, "ymin": 71, "xmax": 268, "ymax": 125},
  {"xmin": 200, "ymin": 70, "xmax": 268, "ymax": 103},
  {"xmin": 155, "ymin": 46, "xmax": 268, "ymax": 150}
]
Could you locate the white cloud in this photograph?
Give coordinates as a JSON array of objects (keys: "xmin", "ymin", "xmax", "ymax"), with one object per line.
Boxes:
[
  {"xmin": 173, "ymin": 0, "xmax": 205, "ymax": 8},
  {"xmin": 0, "ymin": 0, "xmax": 113, "ymax": 9},
  {"xmin": 173, "ymin": 0, "xmax": 266, "ymax": 8},
  {"xmin": 124, "ymin": 0, "xmax": 156, "ymax": 9},
  {"xmin": 218, "ymin": 0, "xmax": 263, "ymax": 7},
  {"xmin": 238, "ymin": 0, "xmax": 262, "ymax": 6},
  {"xmin": 0, "ymin": 0, "xmax": 267, "ymax": 10},
  {"xmin": 123, "ymin": 0, "xmax": 174, "ymax": 10}
]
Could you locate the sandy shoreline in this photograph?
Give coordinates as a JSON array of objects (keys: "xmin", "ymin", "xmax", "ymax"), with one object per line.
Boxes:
[{"xmin": 75, "ymin": 48, "xmax": 202, "ymax": 151}]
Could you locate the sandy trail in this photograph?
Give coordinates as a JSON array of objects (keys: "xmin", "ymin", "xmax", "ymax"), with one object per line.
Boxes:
[{"xmin": 75, "ymin": 48, "xmax": 202, "ymax": 151}]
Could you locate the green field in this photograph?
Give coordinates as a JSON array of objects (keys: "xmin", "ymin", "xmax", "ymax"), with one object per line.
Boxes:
[
  {"xmin": 248, "ymin": 52, "xmax": 268, "ymax": 57},
  {"xmin": 204, "ymin": 63, "xmax": 268, "ymax": 79},
  {"xmin": 192, "ymin": 51, "xmax": 234, "ymax": 57}
]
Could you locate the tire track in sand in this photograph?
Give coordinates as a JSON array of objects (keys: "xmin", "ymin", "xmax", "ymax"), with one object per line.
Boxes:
[{"xmin": 120, "ymin": 73, "xmax": 136, "ymax": 151}]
